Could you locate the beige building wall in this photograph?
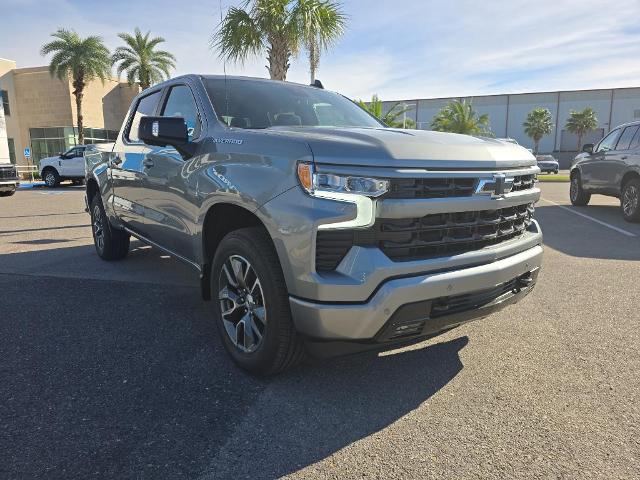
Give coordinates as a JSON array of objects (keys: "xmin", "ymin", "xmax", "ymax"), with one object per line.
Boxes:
[{"xmin": 0, "ymin": 59, "xmax": 139, "ymax": 166}]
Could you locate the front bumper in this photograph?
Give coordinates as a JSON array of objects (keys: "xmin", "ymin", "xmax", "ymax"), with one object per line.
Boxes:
[
  {"xmin": 290, "ymin": 244, "xmax": 542, "ymax": 342},
  {"xmin": 0, "ymin": 179, "xmax": 20, "ymax": 192}
]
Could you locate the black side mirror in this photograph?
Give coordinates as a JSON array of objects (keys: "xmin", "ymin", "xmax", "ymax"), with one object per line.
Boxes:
[
  {"xmin": 582, "ymin": 143, "xmax": 594, "ymax": 154},
  {"xmin": 138, "ymin": 116, "xmax": 196, "ymax": 158}
]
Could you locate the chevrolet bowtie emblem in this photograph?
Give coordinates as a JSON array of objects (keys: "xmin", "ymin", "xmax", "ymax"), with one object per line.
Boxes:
[{"xmin": 476, "ymin": 173, "xmax": 514, "ymax": 197}]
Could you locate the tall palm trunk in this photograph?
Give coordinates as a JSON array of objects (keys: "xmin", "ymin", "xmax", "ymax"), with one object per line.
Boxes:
[
  {"xmin": 577, "ymin": 133, "xmax": 583, "ymax": 152},
  {"xmin": 267, "ymin": 34, "xmax": 290, "ymax": 81},
  {"xmin": 534, "ymin": 138, "xmax": 540, "ymax": 155},
  {"xmin": 72, "ymin": 70, "xmax": 86, "ymax": 145},
  {"xmin": 308, "ymin": 39, "xmax": 319, "ymax": 84}
]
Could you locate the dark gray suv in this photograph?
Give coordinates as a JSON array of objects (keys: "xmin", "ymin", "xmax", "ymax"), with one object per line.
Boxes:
[{"xmin": 570, "ymin": 121, "xmax": 640, "ymax": 222}]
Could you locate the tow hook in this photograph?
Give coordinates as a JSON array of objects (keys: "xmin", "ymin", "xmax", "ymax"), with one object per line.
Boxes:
[{"xmin": 512, "ymin": 273, "xmax": 533, "ymax": 294}]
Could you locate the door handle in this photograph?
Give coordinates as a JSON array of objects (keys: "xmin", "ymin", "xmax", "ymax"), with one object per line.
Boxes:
[
  {"xmin": 621, "ymin": 156, "xmax": 628, "ymax": 160},
  {"xmin": 143, "ymin": 158, "xmax": 155, "ymax": 168}
]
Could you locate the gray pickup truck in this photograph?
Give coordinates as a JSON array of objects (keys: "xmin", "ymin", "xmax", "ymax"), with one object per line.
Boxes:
[{"xmin": 85, "ymin": 75, "xmax": 543, "ymax": 374}]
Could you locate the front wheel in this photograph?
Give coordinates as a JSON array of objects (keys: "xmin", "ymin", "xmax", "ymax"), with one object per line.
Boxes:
[
  {"xmin": 570, "ymin": 172, "xmax": 591, "ymax": 206},
  {"xmin": 90, "ymin": 195, "xmax": 130, "ymax": 260},
  {"xmin": 211, "ymin": 226, "xmax": 304, "ymax": 375},
  {"xmin": 621, "ymin": 178, "xmax": 640, "ymax": 223},
  {"xmin": 43, "ymin": 169, "xmax": 60, "ymax": 188}
]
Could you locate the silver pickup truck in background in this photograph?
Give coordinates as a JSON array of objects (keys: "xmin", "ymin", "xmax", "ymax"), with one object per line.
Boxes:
[{"xmin": 85, "ymin": 75, "xmax": 543, "ymax": 374}]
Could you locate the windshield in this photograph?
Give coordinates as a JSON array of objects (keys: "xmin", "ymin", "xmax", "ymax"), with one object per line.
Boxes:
[{"xmin": 203, "ymin": 78, "xmax": 382, "ymax": 129}]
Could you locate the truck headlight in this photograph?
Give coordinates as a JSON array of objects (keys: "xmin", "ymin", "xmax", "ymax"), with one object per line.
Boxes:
[
  {"xmin": 297, "ymin": 162, "xmax": 389, "ymax": 197},
  {"xmin": 297, "ymin": 162, "xmax": 388, "ymax": 230}
]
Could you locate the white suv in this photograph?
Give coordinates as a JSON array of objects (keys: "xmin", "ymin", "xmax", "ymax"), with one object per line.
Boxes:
[{"xmin": 40, "ymin": 146, "xmax": 87, "ymax": 187}]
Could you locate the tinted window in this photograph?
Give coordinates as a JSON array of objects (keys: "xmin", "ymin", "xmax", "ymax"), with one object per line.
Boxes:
[
  {"xmin": 616, "ymin": 125, "xmax": 640, "ymax": 151},
  {"xmin": 595, "ymin": 128, "xmax": 621, "ymax": 153},
  {"xmin": 630, "ymin": 128, "xmax": 640, "ymax": 151},
  {"xmin": 204, "ymin": 78, "xmax": 382, "ymax": 129},
  {"xmin": 1, "ymin": 90, "xmax": 10, "ymax": 115},
  {"xmin": 127, "ymin": 91, "xmax": 162, "ymax": 142},
  {"xmin": 161, "ymin": 85, "xmax": 201, "ymax": 139}
]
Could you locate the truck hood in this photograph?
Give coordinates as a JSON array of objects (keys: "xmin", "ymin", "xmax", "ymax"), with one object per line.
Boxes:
[
  {"xmin": 266, "ymin": 126, "xmax": 536, "ymax": 169},
  {"xmin": 39, "ymin": 156, "xmax": 61, "ymax": 166}
]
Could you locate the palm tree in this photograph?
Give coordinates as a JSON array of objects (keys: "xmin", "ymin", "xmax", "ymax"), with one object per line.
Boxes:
[
  {"xmin": 431, "ymin": 100, "xmax": 491, "ymax": 136},
  {"xmin": 523, "ymin": 107, "xmax": 554, "ymax": 154},
  {"xmin": 41, "ymin": 29, "xmax": 111, "ymax": 144},
  {"xmin": 299, "ymin": 0, "xmax": 346, "ymax": 84},
  {"xmin": 213, "ymin": 0, "xmax": 346, "ymax": 81},
  {"xmin": 112, "ymin": 28, "xmax": 176, "ymax": 91},
  {"xmin": 566, "ymin": 107, "xmax": 598, "ymax": 152},
  {"xmin": 357, "ymin": 95, "xmax": 416, "ymax": 129}
]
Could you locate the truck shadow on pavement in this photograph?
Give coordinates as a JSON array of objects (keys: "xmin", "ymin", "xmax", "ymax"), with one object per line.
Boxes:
[
  {"xmin": 0, "ymin": 244, "xmax": 468, "ymax": 479},
  {"xmin": 535, "ymin": 205, "xmax": 640, "ymax": 261}
]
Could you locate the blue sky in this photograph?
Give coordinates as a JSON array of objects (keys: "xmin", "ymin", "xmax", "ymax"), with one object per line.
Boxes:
[{"xmin": 3, "ymin": 0, "xmax": 640, "ymax": 100}]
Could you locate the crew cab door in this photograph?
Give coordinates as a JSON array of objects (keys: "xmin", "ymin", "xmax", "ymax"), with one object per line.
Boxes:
[
  {"xmin": 136, "ymin": 84, "xmax": 204, "ymax": 260},
  {"xmin": 583, "ymin": 128, "xmax": 621, "ymax": 190},
  {"xmin": 58, "ymin": 146, "xmax": 85, "ymax": 177},
  {"xmin": 110, "ymin": 89, "xmax": 163, "ymax": 235}
]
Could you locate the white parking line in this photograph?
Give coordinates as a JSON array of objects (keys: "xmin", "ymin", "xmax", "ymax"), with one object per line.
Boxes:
[{"xmin": 541, "ymin": 198, "xmax": 636, "ymax": 237}]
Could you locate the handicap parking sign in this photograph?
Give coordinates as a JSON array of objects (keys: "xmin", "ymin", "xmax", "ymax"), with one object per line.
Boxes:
[{"xmin": 24, "ymin": 147, "xmax": 31, "ymax": 158}]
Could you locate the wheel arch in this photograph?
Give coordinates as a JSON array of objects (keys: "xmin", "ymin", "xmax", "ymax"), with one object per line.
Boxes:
[
  {"xmin": 86, "ymin": 178, "xmax": 99, "ymax": 207},
  {"xmin": 200, "ymin": 202, "xmax": 278, "ymax": 301},
  {"xmin": 621, "ymin": 170, "xmax": 640, "ymax": 189}
]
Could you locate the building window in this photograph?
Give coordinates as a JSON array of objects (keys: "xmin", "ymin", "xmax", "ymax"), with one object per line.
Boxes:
[
  {"xmin": 7, "ymin": 138, "xmax": 16, "ymax": 164},
  {"xmin": 29, "ymin": 126, "xmax": 118, "ymax": 163},
  {"xmin": 0, "ymin": 90, "xmax": 9, "ymax": 116}
]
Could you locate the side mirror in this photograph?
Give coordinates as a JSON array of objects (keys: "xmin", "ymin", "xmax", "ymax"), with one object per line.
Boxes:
[
  {"xmin": 138, "ymin": 116, "xmax": 196, "ymax": 158},
  {"xmin": 582, "ymin": 143, "xmax": 594, "ymax": 154}
]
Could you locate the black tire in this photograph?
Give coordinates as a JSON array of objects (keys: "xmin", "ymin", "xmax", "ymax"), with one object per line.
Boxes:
[
  {"xmin": 72, "ymin": 179, "xmax": 85, "ymax": 186},
  {"xmin": 90, "ymin": 194, "xmax": 130, "ymax": 260},
  {"xmin": 570, "ymin": 171, "xmax": 591, "ymax": 206},
  {"xmin": 210, "ymin": 226, "xmax": 304, "ymax": 375},
  {"xmin": 43, "ymin": 168, "xmax": 60, "ymax": 188},
  {"xmin": 0, "ymin": 189, "xmax": 16, "ymax": 197},
  {"xmin": 621, "ymin": 177, "xmax": 640, "ymax": 223}
]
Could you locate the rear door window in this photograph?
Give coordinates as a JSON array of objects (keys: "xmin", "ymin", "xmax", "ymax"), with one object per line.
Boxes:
[
  {"xmin": 126, "ymin": 91, "xmax": 162, "ymax": 142},
  {"xmin": 161, "ymin": 85, "xmax": 202, "ymax": 139},
  {"xmin": 615, "ymin": 125, "xmax": 639, "ymax": 151}
]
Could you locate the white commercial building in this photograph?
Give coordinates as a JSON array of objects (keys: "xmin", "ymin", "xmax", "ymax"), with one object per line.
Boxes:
[{"xmin": 383, "ymin": 87, "xmax": 640, "ymax": 154}]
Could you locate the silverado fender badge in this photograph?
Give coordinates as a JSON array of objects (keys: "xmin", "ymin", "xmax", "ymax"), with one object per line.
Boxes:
[{"xmin": 213, "ymin": 138, "xmax": 244, "ymax": 145}]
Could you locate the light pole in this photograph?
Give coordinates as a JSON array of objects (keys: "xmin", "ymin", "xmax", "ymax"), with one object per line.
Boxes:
[{"xmin": 401, "ymin": 103, "xmax": 416, "ymax": 129}]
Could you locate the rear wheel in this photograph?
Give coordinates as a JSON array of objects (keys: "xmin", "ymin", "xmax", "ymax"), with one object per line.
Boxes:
[
  {"xmin": 211, "ymin": 226, "xmax": 304, "ymax": 375},
  {"xmin": 570, "ymin": 172, "xmax": 591, "ymax": 206},
  {"xmin": 43, "ymin": 169, "xmax": 60, "ymax": 188},
  {"xmin": 621, "ymin": 178, "xmax": 640, "ymax": 223},
  {"xmin": 90, "ymin": 195, "xmax": 130, "ymax": 260},
  {"xmin": 0, "ymin": 190, "xmax": 16, "ymax": 197}
]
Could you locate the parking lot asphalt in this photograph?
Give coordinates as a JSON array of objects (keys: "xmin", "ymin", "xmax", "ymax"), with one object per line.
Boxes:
[{"xmin": 1, "ymin": 183, "xmax": 639, "ymax": 479}]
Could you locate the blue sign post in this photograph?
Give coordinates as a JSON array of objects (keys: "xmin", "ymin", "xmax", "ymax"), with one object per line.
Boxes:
[{"xmin": 24, "ymin": 147, "xmax": 31, "ymax": 159}]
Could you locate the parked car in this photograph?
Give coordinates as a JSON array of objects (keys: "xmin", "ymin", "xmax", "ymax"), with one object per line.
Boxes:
[
  {"xmin": 536, "ymin": 155, "xmax": 559, "ymax": 174},
  {"xmin": 85, "ymin": 75, "xmax": 543, "ymax": 374},
  {"xmin": 40, "ymin": 145, "xmax": 88, "ymax": 187},
  {"xmin": 0, "ymin": 162, "xmax": 19, "ymax": 196},
  {"xmin": 570, "ymin": 120, "xmax": 640, "ymax": 222}
]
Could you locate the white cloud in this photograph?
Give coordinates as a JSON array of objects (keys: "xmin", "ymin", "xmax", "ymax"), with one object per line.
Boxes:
[{"xmin": 2, "ymin": 0, "xmax": 640, "ymax": 102}]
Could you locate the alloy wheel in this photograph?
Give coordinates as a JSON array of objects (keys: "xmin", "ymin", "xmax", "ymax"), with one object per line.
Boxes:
[
  {"xmin": 623, "ymin": 184, "xmax": 639, "ymax": 217},
  {"xmin": 45, "ymin": 173, "xmax": 56, "ymax": 187},
  {"xmin": 92, "ymin": 205, "xmax": 104, "ymax": 252},
  {"xmin": 218, "ymin": 255, "xmax": 267, "ymax": 353},
  {"xmin": 570, "ymin": 176, "xmax": 579, "ymax": 201}
]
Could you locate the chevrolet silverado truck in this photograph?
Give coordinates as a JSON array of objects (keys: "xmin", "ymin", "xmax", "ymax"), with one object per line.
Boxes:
[{"xmin": 85, "ymin": 75, "xmax": 543, "ymax": 374}]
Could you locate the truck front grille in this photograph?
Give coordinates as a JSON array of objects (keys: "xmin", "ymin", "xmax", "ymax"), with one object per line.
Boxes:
[
  {"xmin": 0, "ymin": 166, "xmax": 17, "ymax": 180},
  {"xmin": 315, "ymin": 203, "xmax": 535, "ymax": 271},
  {"xmin": 384, "ymin": 174, "xmax": 536, "ymax": 199}
]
